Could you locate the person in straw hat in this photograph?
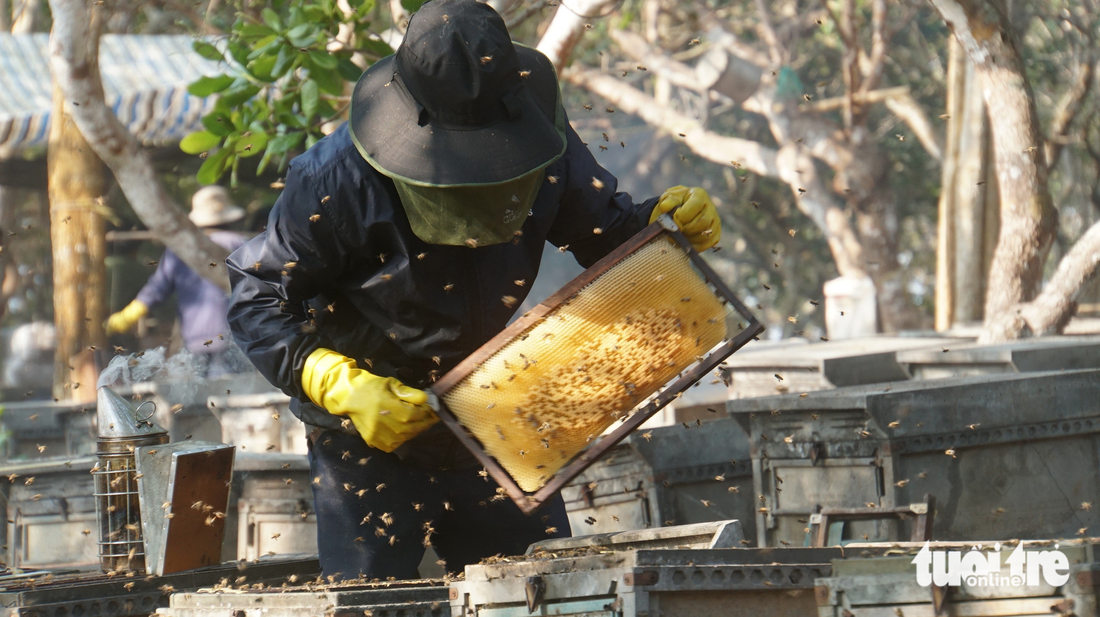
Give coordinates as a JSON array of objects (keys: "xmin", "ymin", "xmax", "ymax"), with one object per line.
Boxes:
[
  {"xmin": 226, "ymin": 0, "xmax": 720, "ymax": 580},
  {"xmin": 107, "ymin": 185, "xmax": 249, "ymax": 376}
]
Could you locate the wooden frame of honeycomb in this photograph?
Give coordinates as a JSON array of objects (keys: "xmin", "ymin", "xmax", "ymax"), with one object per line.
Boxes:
[{"xmin": 431, "ymin": 216, "xmax": 765, "ymax": 514}]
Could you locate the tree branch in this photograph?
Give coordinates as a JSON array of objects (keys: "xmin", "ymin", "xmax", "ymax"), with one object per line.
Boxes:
[
  {"xmin": 536, "ymin": 0, "xmax": 619, "ymax": 72},
  {"xmin": 752, "ymin": 0, "xmax": 783, "ymax": 67},
  {"xmin": 884, "ymin": 93, "xmax": 944, "ymax": 162},
  {"xmin": 563, "ymin": 67, "xmax": 867, "ymax": 277},
  {"xmin": 47, "ymin": 0, "xmax": 230, "ymax": 292},
  {"xmin": 1045, "ymin": 56, "xmax": 1095, "ymax": 170},
  {"xmin": 1012, "ymin": 218, "xmax": 1100, "ymax": 335},
  {"xmin": 858, "ymin": 0, "xmax": 888, "ymax": 97}
]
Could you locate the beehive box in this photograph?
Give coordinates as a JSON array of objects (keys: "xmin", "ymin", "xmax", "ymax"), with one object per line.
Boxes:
[
  {"xmin": 451, "ymin": 523, "xmax": 850, "ymax": 617},
  {"xmin": 562, "ymin": 416, "xmax": 755, "ymax": 540},
  {"xmin": 728, "ymin": 369, "xmax": 1100, "ymax": 548},
  {"xmin": 433, "ymin": 218, "xmax": 763, "ymax": 512}
]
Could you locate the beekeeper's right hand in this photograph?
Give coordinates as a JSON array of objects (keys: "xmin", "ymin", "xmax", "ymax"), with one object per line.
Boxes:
[{"xmin": 302, "ymin": 348, "xmax": 439, "ymax": 452}]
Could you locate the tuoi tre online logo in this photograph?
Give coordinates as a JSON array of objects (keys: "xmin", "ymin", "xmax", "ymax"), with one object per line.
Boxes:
[{"xmin": 911, "ymin": 542, "xmax": 1070, "ymax": 588}]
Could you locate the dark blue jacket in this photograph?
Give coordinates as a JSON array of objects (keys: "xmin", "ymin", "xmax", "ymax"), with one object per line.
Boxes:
[
  {"xmin": 226, "ymin": 122, "xmax": 657, "ymax": 433},
  {"xmin": 138, "ymin": 230, "xmax": 247, "ymax": 354}
]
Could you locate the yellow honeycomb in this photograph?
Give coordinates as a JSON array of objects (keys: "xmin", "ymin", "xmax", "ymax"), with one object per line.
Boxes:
[{"xmin": 440, "ymin": 235, "xmax": 729, "ymax": 491}]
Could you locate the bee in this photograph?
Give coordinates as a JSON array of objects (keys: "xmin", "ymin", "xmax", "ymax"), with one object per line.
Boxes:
[
  {"xmin": 774, "ymin": 374, "xmax": 784, "ymax": 382},
  {"xmin": 501, "ymin": 295, "xmax": 518, "ymax": 308},
  {"xmin": 444, "ymin": 283, "xmax": 454, "ymax": 291},
  {"xmin": 147, "ymin": 260, "xmax": 158, "ymax": 267},
  {"xmin": 209, "ymin": 262, "xmax": 218, "ymax": 268},
  {"xmin": 689, "ymin": 38, "xmax": 701, "ymax": 45},
  {"xmin": 641, "ymin": 431, "xmax": 653, "ymax": 441},
  {"xmin": 465, "ymin": 238, "xmax": 479, "ymax": 248},
  {"xmin": 36, "ymin": 444, "xmax": 46, "ymax": 453},
  {"xmin": 728, "ymin": 486, "xmax": 739, "ymax": 493},
  {"xmin": 591, "ymin": 177, "xmax": 605, "ymax": 190},
  {"xmin": 700, "ymin": 499, "xmax": 713, "ymax": 507},
  {"xmin": 558, "ymin": 244, "xmax": 569, "ymax": 253},
  {"xmin": 945, "ymin": 448, "xmax": 957, "ymax": 458},
  {"xmin": 598, "ymin": 145, "xmax": 608, "ymax": 151},
  {"xmin": 480, "ymin": 55, "xmax": 493, "ymax": 64},
  {"xmin": 283, "ymin": 261, "xmax": 297, "ymax": 269},
  {"xmin": 620, "ymin": 141, "xmax": 625, "ymax": 148},
  {"xmin": 967, "ymin": 423, "xmax": 980, "ymax": 430},
  {"xmin": 797, "ymin": 187, "xmax": 806, "ymax": 194},
  {"xmin": 803, "ymin": 94, "xmax": 812, "ymax": 102},
  {"xmin": 309, "ymin": 214, "xmax": 321, "ymax": 222},
  {"xmin": 547, "ymin": 176, "xmax": 559, "ymax": 184},
  {"xmin": 1083, "ymin": 502, "xmax": 1093, "ymax": 511},
  {"xmin": 895, "ymin": 479, "xmax": 910, "ymax": 487},
  {"xmin": 545, "ymin": 526, "xmax": 558, "ymax": 534},
  {"xmin": 519, "ymin": 70, "xmax": 531, "ymax": 78},
  {"xmin": 583, "ymin": 104, "xmax": 593, "ymax": 111}
]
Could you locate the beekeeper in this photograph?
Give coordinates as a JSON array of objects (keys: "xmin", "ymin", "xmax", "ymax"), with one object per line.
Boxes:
[{"xmin": 226, "ymin": 0, "xmax": 719, "ymax": 581}]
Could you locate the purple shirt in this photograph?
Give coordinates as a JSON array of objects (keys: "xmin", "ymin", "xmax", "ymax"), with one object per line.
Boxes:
[{"xmin": 136, "ymin": 230, "xmax": 247, "ymax": 354}]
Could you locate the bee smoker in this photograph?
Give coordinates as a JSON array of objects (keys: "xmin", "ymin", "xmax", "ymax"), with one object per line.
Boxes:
[{"xmin": 94, "ymin": 386, "xmax": 168, "ymax": 572}]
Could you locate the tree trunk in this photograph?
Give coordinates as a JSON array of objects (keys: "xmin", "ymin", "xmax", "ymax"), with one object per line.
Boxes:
[
  {"xmin": 47, "ymin": 0, "xmax": 230, "ymax": 292},
  {"xmin": 928, "ymin": 0, "xmax": 1057, "ymax": 342},
  {"xmin": 48, "ymin": 57, "xmax": 106, "ymax": 400}
]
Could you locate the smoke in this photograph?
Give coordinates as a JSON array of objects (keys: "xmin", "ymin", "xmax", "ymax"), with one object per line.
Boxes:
[
  {"xmin": 97, "ymin": 347, "xmax": 202, "ymax": 390},
  {"xmin": 96, "ymin": 343, "xmax": 255, "ymax": 391}
]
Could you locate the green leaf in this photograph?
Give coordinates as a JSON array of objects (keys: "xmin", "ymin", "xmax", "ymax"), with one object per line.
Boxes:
[
  {"xmin": 188, "ymin": 74, "xmax": 235, "ymax": 97},
  {"xmin": 267, "ymin": 131, "xmax": 305, "ymax": 155},
  {"xmin": 286, "ymin": 24, "xmax": 318, "ymax": 48},
  {"xmin": 227, "ymin": 41, "xmax": 251, "ymax": 66},
  {"xmin": 287, "ymin": 6, "xmax": 307, "ymax": 29},
  {"xmin": 201, "ymin": 111, "xmax": 235, "ymax": 136},
  {"xmin": 238, "ymin": 23, "xmax": 276, "ymax": 39},
  {"xmin": 180, "ymin": 130, "xmax": 223, "ymax": 154},
  {"xmin": 308, "ymin": 50, "xmax": 339, "ymax": 70},
  {"xmin": 197, "ymin": 147, "xmax": 234, "ymax": 185},
  {"xmin": 256, "ymin": 142, "xmax": 276, "ymax": 177},
  {"xmin": 246, "ymin": 35, "xmax": 281, "ymax": 61},
  {"xmin": 359, "ymin": 37, "xmax": 394, "ymax": 58},
  {"xmin": 192, "ymin": 40, "xmax": 226, "ymax": 63},
  {"xmin": 235, "ymin": 131, "xmax": 269, "ymax": 158},
  {"xmin": 337, "ymin": 57, "xmax": 363, "ymax": 82},
  {"xmin": 272, "ymin": 45, "xmax": 297, "ymax": 79},
  {"xmin": 218, "ymin": 83, "xmax": 262, "ymax": 109},
  {"xmin": 248, "ymin": 54, "xmax": 279, "ymax": 81},
  {"xmin": 310, "ymin": 65, "xmax": 344, "ymax": 95},
  {"xmin": 261, "ymin": 7, "xmax": 282, "ymax": 31},
  {"xmin": 400, "ymin": 0, "xmax": 425, "ymax": 12},
  {"xmin": 300, "ymin": 78, "xmax": 320, "ymax": 120}
]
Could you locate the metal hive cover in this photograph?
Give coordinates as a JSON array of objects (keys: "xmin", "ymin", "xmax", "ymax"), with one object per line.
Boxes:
[
  {"xmin": 432, "ymin": 217, "xmax": 763, "ymax": 513},
  {"xmin": 136, "ymin": 441, "xmax": 235, "ymax": 576}
]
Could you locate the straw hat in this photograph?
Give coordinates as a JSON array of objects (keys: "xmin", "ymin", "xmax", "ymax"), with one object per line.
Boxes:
[{"xmin": 190, "ymin": 186, "xmax": 245, "ymax": 228}]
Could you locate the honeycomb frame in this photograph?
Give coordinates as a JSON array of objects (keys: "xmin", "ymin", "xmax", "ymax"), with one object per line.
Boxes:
[{"xmin": 431, "ymin": 216, "xmax": 765, "ymax": 514}]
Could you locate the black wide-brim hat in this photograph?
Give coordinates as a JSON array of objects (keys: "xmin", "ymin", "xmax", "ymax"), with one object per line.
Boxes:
[{"xmin": 349, "ymin": 0, "xmax": 566, "ymax": 186}]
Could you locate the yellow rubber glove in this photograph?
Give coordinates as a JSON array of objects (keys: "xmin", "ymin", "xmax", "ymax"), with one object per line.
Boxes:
[
  {"xmin": 104, "ymin": 300, "xmax": 148, "ymax": 335},
  {"xmin": 649, "ymin": 186, "xmax": 721, "ymax": 251},
  {"xmin": 302, "ymin": 348, "xmax": 439, "ymax": 453}
]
